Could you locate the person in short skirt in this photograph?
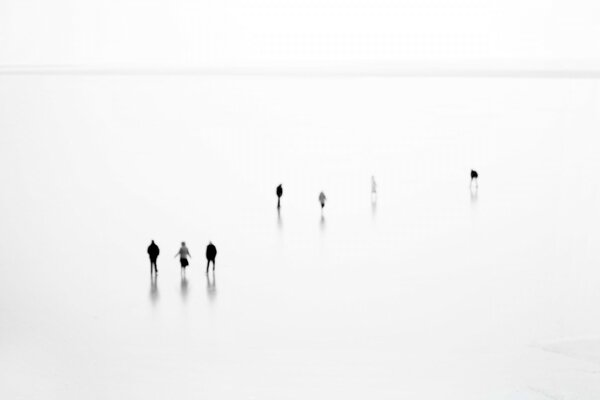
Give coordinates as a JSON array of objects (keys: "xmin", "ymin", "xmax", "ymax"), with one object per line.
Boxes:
[{"xmin": 175, "ymin": 242, "xmax": 191, "ymax": 272}]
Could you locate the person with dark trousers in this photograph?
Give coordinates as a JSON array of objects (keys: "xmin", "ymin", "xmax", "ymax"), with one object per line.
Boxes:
[
  {"xmin": 147, "ymin": 240, "xmax": 160, "ymax": 274},
  {"xmin": 276, "ymin": 184, "xmax": 283, "ymax": 208},
  {"xmin": 206, "ymin": 242, "xmax": 217, "ymax": 273}
]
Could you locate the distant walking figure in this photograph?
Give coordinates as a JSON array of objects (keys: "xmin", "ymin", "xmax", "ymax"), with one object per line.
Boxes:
[
  {"xmin": 276, "ymin": 184, "xmax": 283, "ymax": 208},
  {"xmin": 470, "ymin": 169, "xmax": 479, "ymax": 188},
  {"xmin": 319, "ymin": 191, "xmax": 327, "ymax": 209},
  {"xmin": 175, "ymin": 242, "xmax": 191, "ymax": 270},
  {"xmin": 206, "ymin": 242, "xmax": 217, "ymax": 273},
  {"xmin": 147, "ymin": 240, "xmax": 160, "ymax": 274},
  {"xmin": 371, "ymin": 176, "xmax": 377, "ymax": 194}
]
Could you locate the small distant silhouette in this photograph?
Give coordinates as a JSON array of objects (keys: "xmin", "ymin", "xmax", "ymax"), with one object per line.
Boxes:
[
  {"xmin": 175, "ymin": 242, "xmax": 191, "ymax": 270},
  {"xmin": 206, "ymin": 242, "xmax": 217, "ymax": 273},
  {"xmin": 371, "ymin": 176, "xmax": 377, "ymax": 194},
  {"xmin": 319, "ymin": 191, "xmax": 327, "ymax": 209},
  {"xmin": 276, "ymin": 184, "xmax": 283, "ymax": 208},
  {"xmin": 470, "ymin": 170, "xmax": 479, "ymax": 188},
  {"xmin": 147, "ymin": 240, "xmax": 160, "ymax": 274}
]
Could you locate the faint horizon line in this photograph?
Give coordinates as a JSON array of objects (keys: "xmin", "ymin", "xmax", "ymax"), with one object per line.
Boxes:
[{"xmin": 3, "ymin": 64, "xmax": 600, "ymax": 78}]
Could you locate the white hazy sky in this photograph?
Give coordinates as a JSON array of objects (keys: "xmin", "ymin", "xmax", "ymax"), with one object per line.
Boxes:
[{"xmin": 2, "ymin": 0, "xmax": 600, "ymax": 69}]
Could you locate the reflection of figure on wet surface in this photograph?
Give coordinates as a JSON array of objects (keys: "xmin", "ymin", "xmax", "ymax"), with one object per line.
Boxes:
[
  {"xmin": 470, "ymin": 184, "xmax": 478, "ymax": 204},
  {"xmin": 174, "ymin": 242, "xmax": 191, "ymax": 271},
  {"xmin": 277, "ymin": 206, "xmax": 283, "ymax": 229},
  {"xmin": 149, "ymin": 273, "xmax": 159, "ymax": 304},
  {"xmin": 320, "ymin": 214, "xmax": 326, "ymax": 231},
  {"xmin": 147, "ymin": 240, "xmax": 160, "ymax": 275},
  {"xmin": 206, "ymin": 242, "xmax": 217, "ymax": 273},
  {"xmin": 180, "ymin": 274, "xmax": 189, "ymax": 301},
  {"xmin": 276, "ymin": 184, "xmax": 283, "ymax": 208},
  {"xmin": 319, "ymin": 191, "xmax": 327, "ymax": 210},
  {"xmin": 470, "ymin": 169, "xmax": 479, "ymax": 188},
  {"xmin": 371, "ymin": 195, "xmax": 377, "ymax": 216},
  {"xmin": 206, "ymin": 272, "xmax": 216, "ymax": 302}
]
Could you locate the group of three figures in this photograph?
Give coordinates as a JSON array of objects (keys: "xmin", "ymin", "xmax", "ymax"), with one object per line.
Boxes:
[{"xmin": 147, "ymin": 240, "xmax": 217, "ymax": 275}]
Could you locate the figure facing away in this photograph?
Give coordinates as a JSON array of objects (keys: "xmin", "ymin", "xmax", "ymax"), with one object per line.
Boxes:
[
  {"xmin": 147, "ymin": 240, "xmax": 160, "ymax": 274},
  {"xmin": 276, "ymin": 184, "xmax": 283, "ymax": 208},
  {"xmin": 206, "ymin": 242, "xmax": 217, "ymax": 273},
  {"xmin": 175, "ymin": 242, "xmax": 191, "ymax": 270},
  {"xmin": 371, "ymin": 176, "xmax": 377, "ymax": 194},
  {"xmin": 319, "ymin": 191, "xmax": 327, "ymax": 209},
  {"xmin": 470, "ymin": 169, "xmax": 479, "ymax": 187}
]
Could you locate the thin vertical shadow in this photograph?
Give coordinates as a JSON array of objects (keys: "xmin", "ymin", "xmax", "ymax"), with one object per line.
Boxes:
[
  {"xmin": 277, "ymin": 206, "xmax": 283, "ymax": 231},
  {"xmin": 320, "ymin": 214, "xmax": 326, "ymax": 231},
  {"xmin": 149, "ymin": 274, "xmax": 159, "ymax": 305},
  {"xmin": 206, "ymin": 272, "xmax": 217, "ymax": 303}
]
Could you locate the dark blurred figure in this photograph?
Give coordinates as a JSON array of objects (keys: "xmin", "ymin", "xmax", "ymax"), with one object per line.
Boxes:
[
  {"xmin": 319, "ymin": 191, "xmax": 327, "ymax": 210},
  {"xmin": 175, "ymin": 242, "xmax": 191, "ymax": 271},
  {"xmin": 206, "ymin": 242, "xmax": 217, "ymax": 273},
  {"xmin": 147, "ymin": 240, "xmax": 160, "ymax": 274},
  {"xmin": 470, "ymin": 169, "xmax": 479, "ymax": 188},
  {"xmin": 276, "ymin": 184, "xmax": 283, "ymax": 208}
]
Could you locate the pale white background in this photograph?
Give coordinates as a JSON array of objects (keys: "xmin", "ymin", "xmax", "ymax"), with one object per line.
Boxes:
[
  {"xmin": 2, "ymin": 0, "xmax": 600, "ymax": 70},
  {"xmin": 2, "ymin": 2, "xmax": 600, "ymax": 399}
]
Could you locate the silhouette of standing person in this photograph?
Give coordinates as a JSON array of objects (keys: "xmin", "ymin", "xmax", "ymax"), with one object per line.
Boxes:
[
  {"xmin": 175, "ymin": 242, "xmax": 191, "ymax": 273},
  {"xmin": 276, "ymin": 184, "xmax": 283, "ymax": 208},
  {"xmin": 206, "ymin": 242, "xmax": 217, "ymax": 273},
  {"xmin": 147, "ymin": 240, "xmax": 160, "ymax": 275},
  {"xmin": 319, "ymin": 191, "xmax": 327, "ymax": 210},
  {"xmin": 470, "ymin": 169, "xmax": 479, "ymax": 188},
  {"xmin": 371, "ymin": 176, "xmax": 377, "ymax": 195}
]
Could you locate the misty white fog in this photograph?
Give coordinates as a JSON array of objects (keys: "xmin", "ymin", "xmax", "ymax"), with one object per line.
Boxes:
[
  {"xmin": 1, "ymin": 75, "xmax": 600, "ymax": 399},
  {"xmin": 4, "ymin": 0, "xmax": 600, "ymax": 397}
]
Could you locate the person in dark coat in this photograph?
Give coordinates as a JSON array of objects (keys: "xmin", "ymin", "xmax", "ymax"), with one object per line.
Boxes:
[
  {"xmin": 147, "ymin": 240, "xmax": 160, "ymax": 274},
  {"xmin": 276, "ymin": 184, "xmax": 283, "ymax": 208},
  {"xmin": 206, "ymin": 242, "xmax": 217, "ymax": 273},
  {"xmin": 470, "ymin": 169, "xmax": 479, "ymax": 188}
]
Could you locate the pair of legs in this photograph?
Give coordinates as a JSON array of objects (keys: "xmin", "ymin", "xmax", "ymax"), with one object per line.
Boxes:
[
  {"xmin": 206, "ymin": 260, "xmax": 216, "ymax": 273},
  {"xmin": 150, "ymin": 258, "xmax": 158, "ymax": 274}
]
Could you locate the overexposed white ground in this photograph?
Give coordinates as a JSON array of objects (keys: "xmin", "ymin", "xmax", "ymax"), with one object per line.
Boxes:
[{"xmin": 1, "ymin": 75, "xmax": 600, "ymax": 399}]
